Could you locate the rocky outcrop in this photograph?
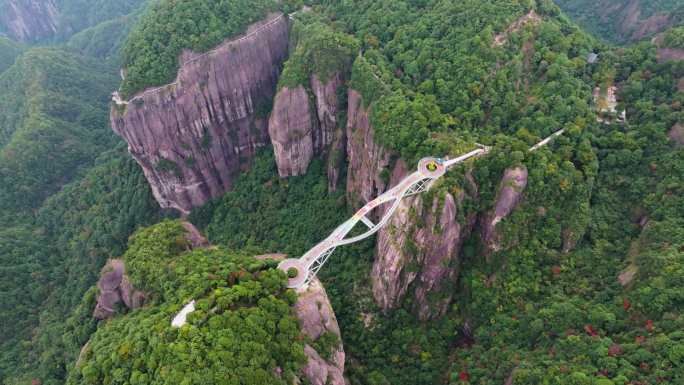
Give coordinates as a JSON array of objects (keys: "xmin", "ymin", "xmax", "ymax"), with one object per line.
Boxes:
[
  {"xmin": 493, "ymin": 10, "xmax": 541, "ymax": 47},
  {"xmin": 345, "ymin": 89, "xmax": 407, "ymax": 209},
  {"xmin": 346, "ymin": 88, "xmax": 477, "ymax": 319},
  {"xmin": 479, "ymin": 166, "xmax": 528, "ymax": 255},
  {"xmin": 93, "ymin": 222, "xmax": 207, "ymax": 319},
  {"xmin": 372, "ymin": 190, "xmax": 477, "ymax": 320},
  {"xmin": 657, "ymin": 48, "xmax": 684, "ymax": 63},
  {"xmin": 269, "ymin": 73, "xmax": 343, "ymax": 179},
  {"xmin": 269, "ymin": 85, "xmax": 315, "ymax": 177},
  {"xmin": 93, "ymin": 259, "xmax": 145, "ymax": 319},
  {"xmin": 0, "ymin": 0, "xmax": 58, "ymax": 42},
  {"xmin": 111, "ymin": 13, "xmax": 289, "ymax": 214},
  {"xmin": 295, "ymin": 278, "xmax": 346, "ymax": 385}
]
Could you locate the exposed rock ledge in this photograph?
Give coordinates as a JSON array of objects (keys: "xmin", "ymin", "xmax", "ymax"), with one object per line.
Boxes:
[
  {"xmin": 93, "ymin": 222, "xmax": 207, "ymax": 319},
  {"xmin": 93, "ymin": 259, "xmax": 145, "ymax": 320},
  {"xmin": 296, "ymin": 278, "xmax": 346, "ymax": 385},
  {"xmin": 111, "ymin": 13, "xmax": 290, "ymax": 214},
  {"xmin": 479, "ymin": 166, "xmax": 529, "ymax": 255},
  {"xmin": 269, "ymin": 73, "xmax": 344, "ymax": 181},
  {"xmin": 0, "ymin": 0, "xmax": 58, "ymax": 42}
]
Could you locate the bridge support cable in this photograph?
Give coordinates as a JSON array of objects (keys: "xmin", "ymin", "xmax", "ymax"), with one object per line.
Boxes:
[{"xmin": 360, "ymin": 216, "xmax": 375, "ymax": 229}]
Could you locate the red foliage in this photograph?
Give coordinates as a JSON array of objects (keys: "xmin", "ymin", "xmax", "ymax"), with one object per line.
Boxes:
[
  {"xmin": 584, "ymin": 324, "xmax": 598, "ymax": 337},
  {"xmin": 459, "ymin": 371, "xmax": 470, "ymax": 382},
  {"xmin": 551, "ymin": 265, "xmax": 562, "ymax": 276},
  {"xmin": 645, "ymin": 319, "xmax": 654, "ymax": 331},
  {"xmin": 635, "ymin": 335, "xmax": 646, "ymax": 344},
  {"xmin": 608, "ymin": 344, "xmax": 623, "ymax": 357},
  {"xmin": 623, "ymin": 298, "xmax": 631, "ymax": 311}
]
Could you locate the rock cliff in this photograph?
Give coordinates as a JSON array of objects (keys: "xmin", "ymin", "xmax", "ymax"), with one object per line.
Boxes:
[
  {"xmin": 111, "ymin": 13, "xmax": 290, "ymax": 214},
  {"xmin": 0, "ymin": 0, "xmax": 58, "ymax": 42},
  {"xmin": 295, "ymin": 278, "xmax": 347, "ymax": 385},
  {"xmin": 269, "ymin": 73, "xmax": 343, "ymax": 179},
  {"xmin": 479, "ymin": 166, "xmax": 529, "ymax": 255},
  {"xmin": 346, "ymin": 88, "xmax": 479, "ymax": 320},
  {"xmin": 345, "ymin": 89, "xmax": 406, "ymax": 209},
  {"xmin": 93, "ymin": 259, "xmax": 145, "ymax": 319},
  {"xmin": 345, "ymin": 88, "xmax": 533, "ymax": 319},
  {"xmin": 269, "ymin": 85, "xmax": 315, "ymax": 177},
  {"xmin": 371, "ymin": 190, "xmax": 478, "ymax": 320}
]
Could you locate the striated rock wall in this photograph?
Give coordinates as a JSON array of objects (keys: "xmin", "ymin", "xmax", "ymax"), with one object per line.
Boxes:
[
  {"xmin": 111, "ymin": 13, "xmax": 290, "ymax": 214},
  {"xmin": 371, "ymin": 190, "xmax": 478, "ymax": 320},
  {"xmin": 345, "ymin": 89, "xmax": 407, "ymax": 209},
  {"xmin": 269, "ymin": 73, "xmax": 343, "ymax": 179},
  {"xmin": 269, "ymin": 85, "xmax": 315, "ymax": 177},
  {"xmin": 479, "ymin": 166, "xmax": 528, "ymax": 256},
  {"xmin": 296, "ymin": 278, "xmax": 346, "ymax": 385},
  {"xmin": 0, "ymin": 0, "xmax": 58, "ymax": 42}
]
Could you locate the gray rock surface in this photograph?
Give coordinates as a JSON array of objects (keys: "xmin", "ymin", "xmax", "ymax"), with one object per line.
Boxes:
[
  {"xmin": 269, "ymin": 85, "xmax": 315, "ymax": 177},
  {"xmin": 0, "ymin": 0, "xmax": 58, "ymax": 42},
  {"xmin": 372, "ymin": 191, "xmax": 476, "ymax": 320},
  {"xmin": 269, "ymin": 73, "xmax": 343, "ymax": 178},
  {"xmin": 93, "ymin": 259, "xmax": 145, "ymax": 319},
  {"xmin": 93, "ymin": 222, "xmax": 205, "ymax": 319},
  {"xmin": 296, "ymin": 278, "xmax": 346, "ymax": 385},
  {"xmin": 111, "ymin": 14, "xmax": 289, "ymax": 214},
  {"xmin": 345, "ymin": 89, "xmax": 407, "ymax": 210},
  {"xmin": 669, "ymin": 123, "xmax": 684, "ymax": 146},
  {"xmin": 480, "ymin": 166, "xmax": 529, "ymax": 255}
]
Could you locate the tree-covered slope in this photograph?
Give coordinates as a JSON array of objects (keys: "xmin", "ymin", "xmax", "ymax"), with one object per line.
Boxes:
[
  {"xmin": 555, "ymin": 0, "xmax": 684, "ymax": 44},
  {"xmin": 0, "ymin": 0, "xmax": 147, "ymax": 44},
  {"xmin": 0, "ymin": 48, "xmax": 118, "ymax": 214},
  {"xmin": 0, "ymin": 37, "xmax": 23, "ymax": 74},
  {"xmin": 0, "ymin": 46, "xmax": 161, "ymax": 384},
  {"xmin": 119, "ymin": 0, "xmax": 280, "ymax": 97},
  {"xmin": 66, "ymin": 220, "xmax": 306, "ymax": 385}
]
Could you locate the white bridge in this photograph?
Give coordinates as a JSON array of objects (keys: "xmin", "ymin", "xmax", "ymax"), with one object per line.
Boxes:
[{"xmin": 278, "ymin": 129, "xmax": 565, "ymax": 289}]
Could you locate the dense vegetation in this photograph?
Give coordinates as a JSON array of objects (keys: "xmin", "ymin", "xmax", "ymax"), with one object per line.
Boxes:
[
  {"xmin": 0, "ymin": 37, "xmax": 23, "ymax": 74},
  {"xmin": 0, "ymin": 29, "xmax": 160, "ymax": 385},
  {"xmin": 0, "ymin": 0, "xmax": 146, "ymax": 43},
  {"xmin": 278, "ymin": 16, "xmax": 359, "ymax": 89},
  {"xmin": 191, "ymin": 150, "xmax": 347, "ymax": 257},
  {"xmin": 1, "ymin": 0, "xmax": 682, "ymax": 384},
  {"xmin": 0, "ymin": 48, "xmax": 118, "ymax": 213},
  {"xmin": 554, "ymin": 0, "xmax": 684, "ymax": 44},
  {"xmin": 333, "ymin": 0, "xmax": 599, "ymax": 164},
  {"xmin": 66, "ymin": 220, "xmax": 306, "ymax": 385}
]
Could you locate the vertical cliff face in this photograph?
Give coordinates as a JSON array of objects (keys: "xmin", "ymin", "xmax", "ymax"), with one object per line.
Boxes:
[
  {"xmin": 269, "ymin": 73, "xmax": 343, "ymax": 179},
  {"xmin": 345, "ymin": 90, "xmax": 402, "ymax": 208},
  {"xmin": 268, "ymin": 85, "xmax": 315, "ymax": 177},
  {"xmin": 371, "ymin": 191, "xmax": 477, "ymax": 320},
  {"xmin": 479, "ymin": 166, "xmax": 529, "ymax": 255},
  {"xmin": 346, "ymin": 88, "xmax": 477, "ymax": 320},
  {"xmin": 296, "ymin": 278, "xmax": 346, "ymax": 385},
  {"xmin": 111, "ymin": 14, "xmax": 289, "ymax": 214},
  {"xmin": 0, "ymin": 0, "xmax": 58, "ymax": 42}
]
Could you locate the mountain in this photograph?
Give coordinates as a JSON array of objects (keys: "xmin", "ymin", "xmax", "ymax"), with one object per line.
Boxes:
[
  {"xmin": 0, "ymin": 0, "xmax": 683, "ymax": 384},
  {"xmin": 0, "ymin": 0, "xmax": 146, "ymax": 43},
  {"xmin": 555, "ymin": 0, "xmax": 684, "ymax": 43}
]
